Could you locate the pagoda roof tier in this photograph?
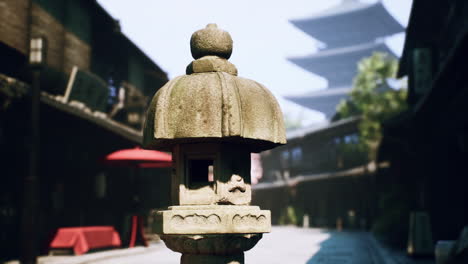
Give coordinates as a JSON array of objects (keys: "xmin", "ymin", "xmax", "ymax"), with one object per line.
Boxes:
[
  {"xmin": 291, "ymin": 0, "xmax": 403, "ymax": 48},
  {"xmin": 285, "ymin": 87, "xmax": 350, "ymax": 119},
  {"xmin": 289, "ymin": 41, "xmax": 395, "ymax": 87}
]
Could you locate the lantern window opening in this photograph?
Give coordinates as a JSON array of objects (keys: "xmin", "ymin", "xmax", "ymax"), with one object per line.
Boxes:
[{"xmin": 186, "ymin": 156, "xmax": 215, "ymax": 189}]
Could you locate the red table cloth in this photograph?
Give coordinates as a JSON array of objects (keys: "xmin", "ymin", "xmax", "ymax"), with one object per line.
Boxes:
[{"xmin": 49, "ymin": 226, "xmax": 121, "ymax": 255}]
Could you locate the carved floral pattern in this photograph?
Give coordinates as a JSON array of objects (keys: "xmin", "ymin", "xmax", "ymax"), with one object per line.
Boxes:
[
  {"xmin": 232, "ymin": 214, "xmax": 267, "ymax": 226},
  {"xmin": 171, "ymin": 214, "xmax": 221, "ymax": 228}
]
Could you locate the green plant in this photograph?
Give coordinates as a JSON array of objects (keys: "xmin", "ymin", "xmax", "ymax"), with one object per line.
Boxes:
[
  {"xmin": 279, "ymin": 205, "xmax": 298, "ymax": 226},
  {"xmin": 336, "ymin": 53, "xmax": 410, "ymax": 245},
  {"xmin": 336, "ymin": 52, "xmax": 408, "ymax": 160}
]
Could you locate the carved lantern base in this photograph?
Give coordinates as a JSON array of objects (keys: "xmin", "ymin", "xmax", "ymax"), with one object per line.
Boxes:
[
  {"xmin": 155, "ymin": 205, "xmax": 271, "ymax": 234},
  {"xmin": 154, "ymin": 205, "xmax": 271, "ymax": 264}
]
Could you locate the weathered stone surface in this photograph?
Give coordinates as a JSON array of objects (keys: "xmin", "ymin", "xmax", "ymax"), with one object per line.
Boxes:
[
  {"xmin": 154, "ymin": 205, "xmax": 271, "ymax": 234},
  {"xmin": 143, "ymin": 24, "xmax": 286, "ymax": 153},
  {"xmin": 216, "ymin": 174, "xmax": 252, "ymax": 206},
  {"xmin": 143, "ymin": 72, "xmax": 286, "ymax": 152},
  {"xmin": 187, "ymin": 56, "xmax": 238, "ymax": 75},
  {"xmin": 171, "ymin": 143, "xmax": 252, "ymax": 206},
  {"xmin": 216, "ymin": 174, "xmax": 252, "ymax": 205},
  {"xmin": 191, "ymin": 24, "xmax": 233, "ymax": 60}
]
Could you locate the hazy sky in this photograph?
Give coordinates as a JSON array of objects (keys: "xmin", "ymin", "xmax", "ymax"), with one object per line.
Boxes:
[{"xmin": 97, "ymin": 0, "xmax": 412, "ymax": 126}]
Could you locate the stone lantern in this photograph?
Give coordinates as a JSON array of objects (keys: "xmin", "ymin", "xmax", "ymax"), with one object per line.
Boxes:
[{"xmin": 143, "ymin": 24, "xmax": 286, "ymax": 264}]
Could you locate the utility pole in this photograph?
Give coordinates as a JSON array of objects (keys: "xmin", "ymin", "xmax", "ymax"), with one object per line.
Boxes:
[{"xmin": 20, "ymin": 36, "xmax": 46, "ymax": 264}]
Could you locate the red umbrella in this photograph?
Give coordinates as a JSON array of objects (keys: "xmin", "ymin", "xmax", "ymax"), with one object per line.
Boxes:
[
  {"xmin": 103, "ymin": 147, "xmax": 172, "ymax": 168},
  {"xmin": 102, "ymin": 147, "xmax": 172, "ymax": 248}
]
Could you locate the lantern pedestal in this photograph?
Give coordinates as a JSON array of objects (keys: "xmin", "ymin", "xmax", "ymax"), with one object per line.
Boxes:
[
  {"xmin": 155, "ymin": 205, "xmax": 269, "ymax": 264},
  {"xmin": 181, "ymin": 254, "xmax": 244, "ymax": 264},
  {"xmin": 161, "ymin": 233, "xmax": 262, "ymax": 264}
]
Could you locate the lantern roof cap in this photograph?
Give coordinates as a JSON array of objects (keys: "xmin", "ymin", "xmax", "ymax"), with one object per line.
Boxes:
[{"xmin": 143, "ymin": 24, "xmax": 286, "ymax": 152}]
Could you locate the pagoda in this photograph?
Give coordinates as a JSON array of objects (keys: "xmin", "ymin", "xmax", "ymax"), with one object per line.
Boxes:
[{"xmin": 287, "ymin": 0, "xmax": 403, "ymax": 119}]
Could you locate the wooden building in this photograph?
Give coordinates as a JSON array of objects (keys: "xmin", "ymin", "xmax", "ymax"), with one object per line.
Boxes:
[
  {"xmin": 378, "ymin": 0, "xmax": 468, "ymax": 245},
  {"xmin": 255, "ymin": 117, "xmax": 377, "ymax": 228},
  {"xmin": 0, "ymin": 0, "xmax": 170, "ymax": 261}
]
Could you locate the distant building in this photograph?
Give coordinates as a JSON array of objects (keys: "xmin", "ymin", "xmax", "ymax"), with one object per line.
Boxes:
[
  {"xmin": 287, "ymin": 0, "xmax": 403, "ymax": 119},
  {"xmin": 0, "ymin": 0, "xmax": 170, "ymax": 261},
  {"xmin": 254, "ymin": 117, "xmax": 373, "ymax": 228}
]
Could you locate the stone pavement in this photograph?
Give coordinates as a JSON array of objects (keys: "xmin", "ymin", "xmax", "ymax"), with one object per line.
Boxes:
[
  {"xmin": 248, "ymin": 227, "xmax": 374, "ymax": 263},
  {"xmin": 8, "ymin": 226, "xmax": 434, "ymax": 264}
]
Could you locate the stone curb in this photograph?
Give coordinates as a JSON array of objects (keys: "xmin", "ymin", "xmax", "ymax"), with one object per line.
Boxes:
[
  {"xmin": 3, "ymin": 244, "xmax": 164, "ymax": 264},
  {"xmin": 41, "ymin": 246, "xmax": 162, "ymax": 264}
]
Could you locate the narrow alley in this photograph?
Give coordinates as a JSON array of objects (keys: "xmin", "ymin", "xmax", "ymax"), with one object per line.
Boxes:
[{"xmin": 32, "ymin": 227, "xmax": 434, "ymax": 264}]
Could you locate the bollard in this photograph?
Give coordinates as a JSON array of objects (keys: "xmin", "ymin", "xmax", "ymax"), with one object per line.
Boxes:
[
  {"xmin": 407, "ymin": 211, "xmax": 434, "ymax": 257},
  {"xmin": 143, "ymin": 24, "xmax": 286, "ymax": 264},
  {"xmin": 303, "ymin": 214, "xmax": 310, "ymax": 228}
]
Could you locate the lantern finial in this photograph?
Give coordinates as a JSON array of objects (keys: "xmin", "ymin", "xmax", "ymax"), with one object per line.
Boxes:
[{"xmin": 190, "ymin": 23, "xmax": 233, "ymax": 59}]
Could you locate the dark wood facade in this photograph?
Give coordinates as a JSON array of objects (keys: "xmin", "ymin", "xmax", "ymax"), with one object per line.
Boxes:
[
  {"xmin": 380, "ymin": 0, "xmax": 468, "ymax": 244},
  {"xmin": 0, "ymin": 0, "xmax": 170, "ymax": 261}
]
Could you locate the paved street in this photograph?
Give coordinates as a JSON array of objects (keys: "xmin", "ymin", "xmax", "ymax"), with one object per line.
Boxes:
[
  {"xmin": 28, "ymin": 226, "xmax": 431, "ymax": 264},
  {"xmin": 246, "ymin": 227, "xmax": 375, "ymax": 263}
]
